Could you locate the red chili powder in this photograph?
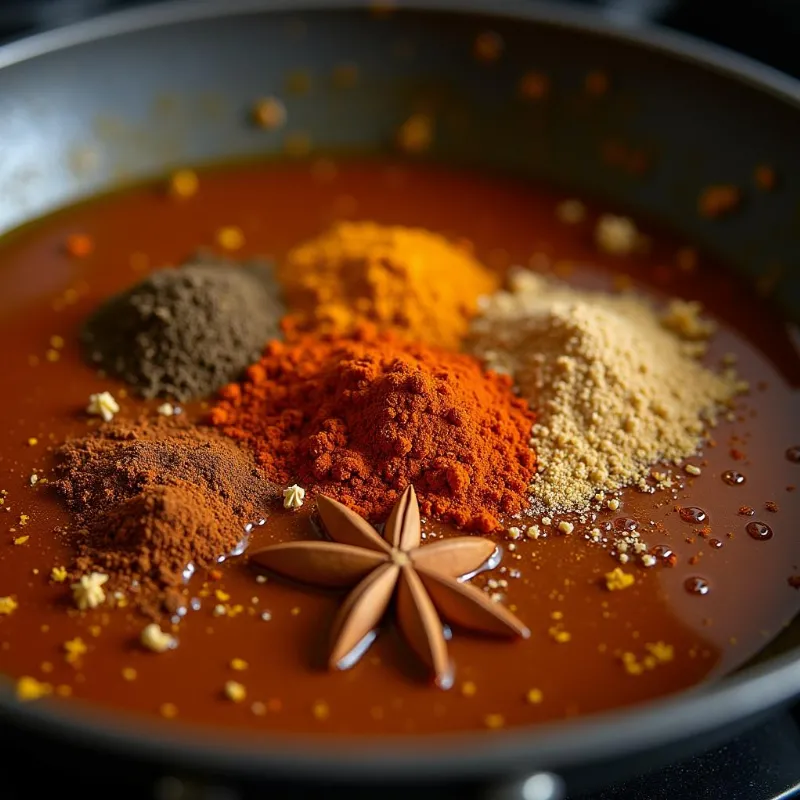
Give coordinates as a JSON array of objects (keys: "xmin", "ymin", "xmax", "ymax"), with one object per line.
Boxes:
[{"xmin": 209, "ymin": 329, "xmax": 536, "ymax": 532}]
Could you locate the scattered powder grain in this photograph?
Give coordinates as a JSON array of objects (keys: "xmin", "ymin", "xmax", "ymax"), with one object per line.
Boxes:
[
  {"xmin": 81, "ymin": 256, "xmax": 284, "ymax": 400},
  {"xmin": 278, "ymin": 222, "xmax": 498, "ymax": 349},
  {"xmin": 467, "ymin": 271, "xmax": 738, "ymax": 512},
  {"xmin": 53, "ymin": 417, "xmax": 279, "ymax": 614}
]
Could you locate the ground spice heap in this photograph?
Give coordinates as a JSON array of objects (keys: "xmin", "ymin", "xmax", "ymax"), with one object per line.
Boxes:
[
  {"xmin": 81, "ymin": 257, "xmax": 284, "ymax": 400},
  {"xmin": 468, "ymin": 271, "xmax": 738, "ymax": 512},
  {"xmin": 278, "ymin": 222, "xmax": 498, "ymax": 349},
  {"xmin": 54, "ymin": 417, "xmax": 278, "ymax": 613},
  {"xmin": 210, "ymin": 328, "xmax": 536, "ymax": 532}
]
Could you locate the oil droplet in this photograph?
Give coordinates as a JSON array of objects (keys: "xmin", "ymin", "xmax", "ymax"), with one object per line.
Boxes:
[
  {"xmin": 786, "ymin": 446, "xmax": 800, "ymax": 463},
  {"xmin": 679, "ymin": 506, "xmax": 707, "ymax": 524},
  {"xmin": 709, "ymin": 538, "xmax": 723, "ymax": 549},
  {"xmin": 651, "ymin": 544, "xmax": 673, "ymax": 559},
  {"xmin": 460, "ymin": 546, "xmax": 502, "ymax": 582},
  {"xmin": 721, "ymin": 470, "xmax": 746, "ymax": 486},
  {"xmin": 685, "ymin": 576, "xmax": 710, "ymax": 596},
  {"xmin": 613, "ymin": 517, "xmax": 638, "ymax": 532},
  {"xmin": 746, "ymin": 521, "xmax": 773, "ymax": 541}
]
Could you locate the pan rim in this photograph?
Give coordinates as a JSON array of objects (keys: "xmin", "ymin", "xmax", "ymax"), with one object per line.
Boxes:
[{"xmin": 0, "ymin": 0, "xmax": 798, "ymax": 782}]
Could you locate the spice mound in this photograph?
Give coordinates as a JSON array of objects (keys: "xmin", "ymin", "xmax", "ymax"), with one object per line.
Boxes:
[
  {"xmin": 54, "ymin": 417, "xmax": 279, "ymax": 613},
  {"xmin": 279, "ymin": 222, "xmax": 498, "ymax": 349},
  {"xmin": 467, "ymin": 272, "xmax": 738, "ymax": 512},
  {"xmin": 85, "ymin": 482, "xmax": 240, "ymax": 591},
  {"xmin": 81, "ymin": 257, "xmax": 284, "ymax": 400},
  {"xmin": 210, "ymin": 329, "xmax": 536, "ymax": 532}
]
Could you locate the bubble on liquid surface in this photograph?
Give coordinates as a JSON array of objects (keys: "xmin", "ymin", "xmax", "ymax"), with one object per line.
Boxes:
[
  {"xmin": 746, "ymin": 521, "xmax": 773, "ymax": 541},
  {"xmin": 679, "ymin": 506, "xmax": 707, "ymax": 524},
  {"xmin": 685, "ymin": 576, "xmax": 710, "ymax": 596},
  {"xmin": 721, "ymin": 470, "xmax": 746, "ymax": 486}
]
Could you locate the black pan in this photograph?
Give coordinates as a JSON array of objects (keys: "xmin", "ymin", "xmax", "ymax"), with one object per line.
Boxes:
[{"xmin": 0, "ymin": 2, "xmax": 798, "ymax": 797}]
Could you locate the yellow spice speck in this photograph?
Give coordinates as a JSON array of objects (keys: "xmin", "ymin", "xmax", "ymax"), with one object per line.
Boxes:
[
  {"xmin": 63, "ymin": 637, "xmax": 87, "ymax": 664},
  {"xmin": 251, "ymin": 96, "xmax": 287, "ymax": 129},
  {"xmin": 0, "ymin": 596, "xmax": 18, "ymax": 615},
  {"xmin": 45, "ymin": 349, "xmax": 60, "ymax": 362},
  {"xmin": 484, "ymin": 713, "xmax": 505, "ymax": 729},
  {"xmin": 216, "ymin": 226, "xmax": 244, "ymax": 251},
  {"xmin": 13, "ymin": 535, "xmax": 29, "ymax": 546},
  {"xmin": 645, "ymin": 641, "xmax": 675, "ymax": 663},
  {"xmin": 168, "ymin": 169, "xmax": 199, "ymax": 198},
  {"xmin": 461, "ymin": 681, "xmax": 477, "ymax": 697},
  {"xmin": 623, "ymin": 658, "xmax": 644, "ymax": 676},
  {"xmin": 17, "ymin": 676, "xmax": 51, "ymax": 701},
  {"xmin": 224, "ymin": 680, "xmax": 247, "ymax": 703},
  {"xmin": 122, "ymin": 667, "xmax": 137, "ymax": 681},
  {"xmin": 160, "ymin": 702, "xmax": 178, "ymax": 719},
  {"xmin": 27, "ymin": 438, "xmax": 38, "ymax": 447},
  {"xmin": 605, "ymin": 567, "xmax": 635, "ymax": 592},
  {"xmin": 549, "ymin": 627, "xmax": 572, "ymax": 644},
  {"xmin": 312, "ymin": 700, "xmax": 330, "ymax": 720},
  {"xmin": 526, "ymin": 688, "xmax": 544, "ymax": 704},
  {"xmin": 40, "ymin": 661, "xmax": 53, "ymax": 674},
  {"xmin": 51, "ymin": 566, "xmax": 68, "ymax": 583},
  {"xmin": 214, "ymin": 589, "xmax": 231, "ymax": 602},
  {"xmin": 49, "ymin": 335, "xmax": 65, "ymax": 349},
  {"xmin": 230, "ymin": 657, "xmax": 249, "ymax": 671}
]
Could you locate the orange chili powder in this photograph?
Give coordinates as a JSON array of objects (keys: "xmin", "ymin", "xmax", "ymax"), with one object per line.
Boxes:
[{"xmin": 209, "ymin": 329, "xmax": 536, "ymax": 532}]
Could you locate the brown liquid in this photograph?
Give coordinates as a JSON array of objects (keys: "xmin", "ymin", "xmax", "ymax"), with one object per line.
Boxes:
[{"xmin": 0, "ymin": 161, "xmax": 797, "ymax": 738}]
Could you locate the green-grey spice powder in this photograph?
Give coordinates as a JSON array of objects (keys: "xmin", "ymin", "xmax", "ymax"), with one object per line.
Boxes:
[{"xmin": 81, "ymin": 256, "xmax": 284, "ymax": 400}]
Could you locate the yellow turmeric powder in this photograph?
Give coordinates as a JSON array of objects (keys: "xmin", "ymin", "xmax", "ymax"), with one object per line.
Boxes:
[{"xmin": 278, "ymin": 222, "xmax": 498, "ymax": 348}]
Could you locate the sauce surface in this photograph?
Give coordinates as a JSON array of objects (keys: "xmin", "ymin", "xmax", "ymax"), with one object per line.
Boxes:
[{"xmin": 0, "ymin": 161, "xmax": 798, "ymax": 737}]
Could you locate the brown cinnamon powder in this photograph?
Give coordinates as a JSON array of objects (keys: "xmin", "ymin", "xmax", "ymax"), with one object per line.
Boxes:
[{"xmin": 53, "ymin": 417, "xmax": 279, "ymax": 614}]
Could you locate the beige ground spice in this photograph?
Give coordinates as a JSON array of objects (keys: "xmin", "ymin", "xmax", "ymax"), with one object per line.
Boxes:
[{"xmin": 467, "ymin": 271, "xmax": 739, "ymax": 512}]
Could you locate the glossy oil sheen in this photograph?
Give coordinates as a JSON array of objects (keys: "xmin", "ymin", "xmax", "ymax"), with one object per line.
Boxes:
[{"xmin": 0, "ymin": 161, "xmax": 797, "ymax": 738}]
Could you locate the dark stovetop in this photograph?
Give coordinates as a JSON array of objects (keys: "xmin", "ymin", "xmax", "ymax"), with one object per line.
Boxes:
[
  {"xmin": 0, "ymin": 1, "xmax": 799, "ymax": 798},
  {"xmin": 3, "ymin": 704, "xmax": 800, "ymax": 798}
]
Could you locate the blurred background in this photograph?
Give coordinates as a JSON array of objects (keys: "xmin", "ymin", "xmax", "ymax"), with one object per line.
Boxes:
[{"xmin": 1, "ymin": 0, "xmax": 800, "ymax": 80}]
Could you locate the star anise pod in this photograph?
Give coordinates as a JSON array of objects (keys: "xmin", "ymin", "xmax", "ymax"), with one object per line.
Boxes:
[{"xmin": 250, "ymin": 485, "xmax": 529, "ymax": 687}]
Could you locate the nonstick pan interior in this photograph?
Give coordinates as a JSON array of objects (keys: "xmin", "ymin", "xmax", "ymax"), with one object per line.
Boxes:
[{"xmin": 0, "ymin": 0, "xmax": 798, "ymax": 792}]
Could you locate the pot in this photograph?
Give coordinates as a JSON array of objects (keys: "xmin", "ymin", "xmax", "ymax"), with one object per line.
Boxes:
[{"xmin": 0, "ymin": 2, "xmax": 798, "ymax": 797}]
